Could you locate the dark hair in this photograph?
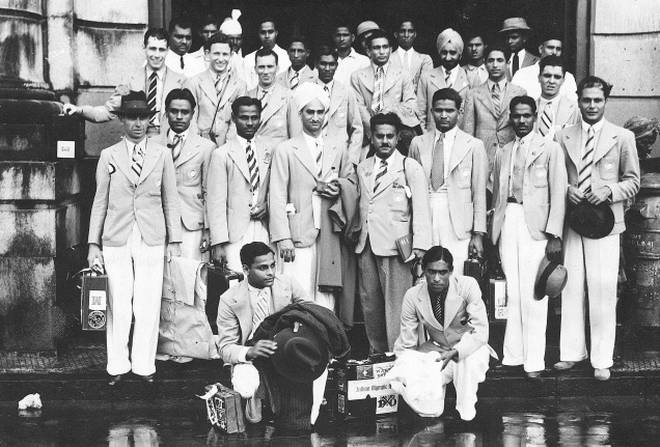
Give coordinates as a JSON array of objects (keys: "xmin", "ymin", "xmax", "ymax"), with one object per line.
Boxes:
[
  {"xmin": 231, "ymin": 96, "xmax": 263, "ymax": 115},
  {"xmin": 259, "ymin": 17, "xmax": 277, "ymax": 30},
  {"xmin": 168, "ymin": 16, "xmax": 193, "ymax": 34},
  {"xmin": 255, "ymin": 47, "xmax": 279, "ymax": 65},
  {"xmin": 539, "ymin": 55, "xmax": 566, "ymax": 75},
  {"xmin": 288, "ymin": 35, "xmax": 309, "ymax": 50},
  {"xmin": 165, "ymin": 88, "xmax": 197, "ymax": 110},
  {"xmin": 333, "ymin": 23, "xmax": 353, "ymax": 34},
  {"xmin": 316, "ymin": 45, "xmax": 338, "ymax": 63},
  {"xmin": 485, "ymin": 44, "xmax": 511, "ymax": 61},
  {"xmin": 199, "ymin": 14, "xmax": 219, "ymax": 29},
  {"xmin": 398, "ymin": 18, "xmax": 416, "ymax": 29},
  {"xmin": 240, "ymin": 242, "xmax": 274, "ymax": 266},
  {"xmin": 370, "ymin": 112, "xmax": 401, "ymax": 131},
  {"xmin": 464, "ymin": 32, "xmax": 486, "ymax": 44},
  {"xmin": 143, "ymin": 28, "xmax": 169, "ymax": 46},
  {"xmin": 422, "ymin": 246, "xmax": 454, "ymax": 270},
  {"xmin": 540, "ymin": 32, "xmax": 563, "ymax": 45},
  {"xmin": 509, "ymin": 95, "xmax": 537, "ymax": 114},
  {"xmin": 204, "ymin": 32, "xmax": 230, "ymax": 52},
  {"xmin": 432, "ymin": 88, "xmax": 463, "ymax": 110},
  {"xmin": 577, "ymin": 75, "xmax": 613, "ymax": 99},
  {"xmin": 366, "ymin": 29, "xmax": 391, "ymax": 48}
]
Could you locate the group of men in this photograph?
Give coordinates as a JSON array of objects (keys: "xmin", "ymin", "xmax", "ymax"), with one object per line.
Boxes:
[{"xmin": 77, "ymin": 11, "xmax": 639, "ymax": 422}]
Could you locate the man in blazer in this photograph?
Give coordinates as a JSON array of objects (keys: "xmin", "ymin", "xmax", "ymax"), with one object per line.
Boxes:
[
  {"xmin": 462, "ymin": 46, "xmax": 527, "ymax": 179},
  {"xmin": 554, "ymin": 77, "xmax": 640, "ymax": 381},
  {"xmin": 498, "ymin": 17, "xmax": 539, "ymax": 79},
  {"xmin": 350, "ymin": 29, "xmax": 419, "ymax": 144},
  {"xmin": 87, "ymin": 91, "xmax": 182, "ymax": 384},
  {"xmin": 391, "ymin": 19, "xmax": 433, "ymax": 93},
  {"xmin": 152, "ymin": 88, "xmax": 215, "ymax": 260},
  {"xmin": 63, "ymin": 28, "xmax": 185, "ymax": 136},
  {"xmin": 276, "ymin": 36, "xmax": 318, "ymax": 90},
  {"xmin": 269, "ymin": 83, "xmax": 356, "ymax": 310},
  {"xmin": 417, "ymin": 28, "xmax": 470, "ymax": 132},
  {"xmin": 393, "ymin": 246, "xmax": 492, "ymax": 421},
  {"xmin": 356, "ymin": 113, "xmax": 431, "ymax": 353},
  {"xmin": 185, "ymin": 33, "xmax": 247, "ymax": 146},
  {"xmin": 208, "ymin": 96, "xmax": 272, "ymax": 271},
  {"xmin": 242, "ymin": 18, "xmax": 291, "ymax": 90},
  {"xmin": 462, "ymin": 33, "xmax": 488, "ymax": 88},
  {"xmin": 409, "ymin": 88, "xmax": 487, "ymax": 275},
  {"xmin": 490, "ymin": 95, "xmax": 567, "ymax": 377},
  {"xmin": 534, "ymin": 56, "xmax": 580, "ymax": 141}
]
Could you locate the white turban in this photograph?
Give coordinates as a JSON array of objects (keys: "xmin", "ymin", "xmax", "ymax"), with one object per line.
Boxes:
[
  {"xmin": 293, "ymin": 82, "xmax": 330, "ymax": 112},
  {"xmin": 219, "ymin": 9, "xmax": 242, "ymax": 35},
  {"xmin": 436, "ymin": 28, "xmax": 464, "ymax": 54}
]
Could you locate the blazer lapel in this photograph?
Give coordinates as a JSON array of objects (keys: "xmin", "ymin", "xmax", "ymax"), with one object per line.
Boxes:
[
  {"xmin": 373, "ymin": 152, "xmax": 403, "ymax": 198},
  {"xmin": 174, "ymin": 135, "xmax": 199, "ymax": 168},
  {"xmin": 227, "ymin": 139, "xmax": 251, "ymax": 183},
  {"xmin": 428, "ymin": 68, "xmax": 447, "ymax": 91},
  {"xmin": 291, "ymin": 136, "xmax": 319, "ymax": 178},
  {"xmin": 476, "ymin": 84, "xmax": 498, "ymax": 119},
  {"xmin": 360, "ymin": 67, "xmax": 375, "ymax": 93},
  {"xmin": 138, "ymin": 138, "xmax": 160, "ymax": 184},
  {"xmin": 271, "ymin": 277, "xmax": 291, "ymax": 311},
  {"xmin": 259, "ymin": 85, "xmax": 286, "ymax": 126},
  {"xmin": 383, "ymin": 65, "xmax": 401, "ymax": 92},
  {"xmin": 416, "ymin": 286, "xmax": 443, "ymax": 329},
  {"xmin": 200, "ymin": 70, "xmax": 219, "ymax": 106},
  {"xmin": 321, "ymin": 140, "xmax": 339, "ymax": 179},
  {"xmin": 525, "ymin": 134, "xmax": 546, "ymax": 168},
  {"xmin": 419, "ymin": 131, "xmax": 435, "ymax": 178},
  {"xmin": 562, "ymin": 124, "xmax": 583, "ymax": 168},
  {"xmin": 328, "ymin": 81, "xmax": 342, "ymax": 118},
  {"xmin": 498, "ymin": 83, "xmax": 517, "ymax": 123},
  {"xmin": 593, "ymin": 121, "xmax": 618, "ymax": 164},
  {"xmin": 109, "ymin": 141, "xmax": 133, "ymax": 182},
  {"xmin": 448, "ymin": 130, "xmax": 471, "ymax": 173},
  {"xmin": 443, "ymin": 277, "xmax": 463, "ymax": 327},
  {"xmin": 229, "ymin": 281, "xmax": 253, "ymax": 343}
]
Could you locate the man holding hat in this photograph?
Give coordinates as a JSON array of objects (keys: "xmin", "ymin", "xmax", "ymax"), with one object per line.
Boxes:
[
  {"xmin": 269, "ymin": 82, "xmax": 356, "ymax": 311},
  {"xmin": 417, "ymin": 28, "xmax": 470, "ymax": 132},
  {"xmin": 499, "ymin": 17, "xmax": 539, "ymax": 79},
  {"xmin": 332, "ymin": 22, "xmax": 370, "ymax": 86},
  {"xmin": 87, "ymin": 91, "xmax": 182, "ymax": 385},
  {"xmin": 554, "ymin": 76, "xmax": 640, "ymax": 381},
  {"xmin": 490, "ymin": 95, "xmax": 566, "ymax": 378}
]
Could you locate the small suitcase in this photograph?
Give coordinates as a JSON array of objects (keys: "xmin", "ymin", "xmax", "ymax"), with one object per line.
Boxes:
[
  {"xmin": 206, "ymin": 262, "xmax": 243, "ymax": 334},
  {"xmin": 79, "ymin": 267, "xmax": 109, "ymax": 331}
]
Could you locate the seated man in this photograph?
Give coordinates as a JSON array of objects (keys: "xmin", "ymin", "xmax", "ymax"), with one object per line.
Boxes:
[{"xmin": 393, "ymin": 246, "xmax": 492, "ymax": 421}]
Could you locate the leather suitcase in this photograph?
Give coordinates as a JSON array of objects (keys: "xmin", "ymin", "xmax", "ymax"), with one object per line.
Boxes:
[{"xmin": 206, "ymin": 262, "xmax": 243, "ymax": 334}]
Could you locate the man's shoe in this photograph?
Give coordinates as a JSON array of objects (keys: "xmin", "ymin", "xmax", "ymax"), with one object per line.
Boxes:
[
  {"xmin": 594, "ymin": 368, "xmax": 611, "ymax": 381},
  {"xmin": 108, "ymin": 374, "xmax": 124, "ymax": 386},
  {"xmin": 553, "ymin": 361, "xmax": 576, "ymax": 371},
  {"xmin": 138, "ymin": 373, "xmax": 155, "ymax": 384},
  {"xmin": 526, "ymin": 371, "xmax": 543, "ymax": 379}
]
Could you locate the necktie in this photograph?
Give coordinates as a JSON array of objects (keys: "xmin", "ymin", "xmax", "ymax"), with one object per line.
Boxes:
[
  {"xmin": 170, "ymin": 134, "xmax": 182, "ymax": 162},
  {"xmin": 373, "ymin": 158, "xmax": 387, "ymax": 193},
  {"xmin": 444, "ymin": 68, "xmax": 451, "ymax": 87},
  {"xmin": 538, "ymin": 101, "xmax": 554, "ymax": 137},
  {"xmin": 433, "ymin": 294, "xmax": 445, "ymax": 326},
  {"xmin": 131, "ymin": 144, "xmax": 144, "ymax": 182},
  {"xmin": 431, "ymin": 133, "xmax": 445, "ymax": 190},
  {"xmin": 578, "ymin": 126, "xmax": 596, "ymax": 193},
  {"xmin": 147, "ymin": 71, "xmax": 158, "ymax": 125},
  {"xmin": 246, "ymin": 140, "xmax": 260, "ymax": 192},
  {"xmin": 512, "ymin": 52, "xmax": 520, "ymax": 76},
  {"xmin": 259, "ymin": 88, "xmax": 269, "ymax": 109},
  {"xmin": 180, "ymin": 55, "xmax": 185, "ymax": 70},
  {"xmin": 251, "ymin": 290, "xmax": 269, "ymax": 337},
  {"xmin": 315, "ymin": 140, "xmax": 323, "ymax": 178},
  {"xmin": 492, "ymin": 82, "xmax": 502, "ymax": 116},
  {"xmin": 290, "ymin": 70, "xmax": 300, "ymax": 89},
  {"xmin": 215, "ymin": 74, "xmax": 224, "ymax": 94},
  {"xmin": 511, "ymin": 139, "xmax": 526, "ymax": 202},
  {"xmin": 372, "ymin": 66, "xmax": 385, "ymax": 113}
]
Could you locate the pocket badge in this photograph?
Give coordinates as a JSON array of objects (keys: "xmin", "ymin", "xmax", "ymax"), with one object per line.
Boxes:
[{"xmin": 189, "ymin": 169, "xmax": 197, "ymax": 178}]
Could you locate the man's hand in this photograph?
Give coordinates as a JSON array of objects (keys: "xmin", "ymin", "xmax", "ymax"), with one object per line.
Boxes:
[
  {"xmin": 545, "ymin": 236, "xmax": 562, "ymax": 263},
  {"xmin": 468, "ymin": 233, "xmax": 484, "ymax": 258},
  {"xmin": 567, "ymin": 185, "xmax": 584, "ymax": 205},
  {"xmin": 211, "ymin": 244, "xmax": 227, "ymax": 265},
  {"xmin": 585, "ymin": 186, "xmax": 612, "ymax": 205},
  {"xmin": 87, "ymin": 243, "xmax": 104, "ymax": 268},
  {"xmin": 438, "ymin": 349, "xmax": 458, "ymax": 370},
  {"xmin": 278, "ymin": 239, "xmax": 296, "ymax": 262},
  {"xmin": 62, "ymin": 103, "xmax": 81, "ymax": 116},
  {"xmin": 166, "ymin": 242, "xmax": 181, "ymax": 262},
  {"xmin": 315, "ymin": 179, "xmax": 340, "ymax": 198},
  {"xmin": 413, "ymin": 248, "xmax": 426, "ymax": 260},
  {"xmin": 250, "ymin": 201, "xmax": 268, "ymax": 219},
  {"xmin": 246, "ymin": 340, "xmax": 278, "ymax": 360}
]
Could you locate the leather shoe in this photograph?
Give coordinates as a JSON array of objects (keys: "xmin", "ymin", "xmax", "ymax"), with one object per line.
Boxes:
[
  {"xmin": 108, "ymin": 374, "xmax": 124, "ymax": 386},
  {"xmin": 553, "ymin": 361, "xmax": 576, "ymax": 371},
  {"xmin": 526, "ymin": 371, "xmax": 543, "ymax": 379},
  {"xmin": 138, "ymin": 374, "xmax": 155, "ymax": 383},
  {"xmin": 594, "ymin": 368, "xmax": 611, "ymax": 381}
]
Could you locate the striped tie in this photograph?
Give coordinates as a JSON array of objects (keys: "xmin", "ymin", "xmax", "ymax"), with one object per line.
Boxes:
[
  {"xmin": 131, "ymin": 144, "xmax": 144, "ymax": 182},
  {"xmin": 147, "ymin": 71, "xmax": 158, "ymax": 125},
  {"xmin": 444, "ymin": 68, "xmax": 451, "ymax": 87},
  {"xmin": 315, "ymin": 140, "xmax": 323, "ymax": 178},
  {"xmin": 246, "ymin": 141, "xmax": 260, "ymax": 192},
  {"xmin": 371, "ymin": 66, "xmax": 384, "ymax": 113},
  {"xmin": 373, "ymin": 158, "xmax": 387, "ymax": 193},
  {"xmin": 492, "ymin": 82, "xmax": 502, "ymax": 117},
  {"xmin": 215, "ymin": 74, "xmax": 223, "ymax": 93},
  {"xmin": 538, "ymin": 101, "xmax": 553, "ymax": 137},
  {"xmin": 170, "ymin": 134, "xmax": 182, "ymax": 162},
  {"xmin": 433, "ymin": 295, "xmax": 445, "ymax": 325},
  {"xmin": 259, "ymin": 88, "xmax": 268, "ymax": 110},
  {"xmin": 290, "ymin": 70, "xmax": 300, "ymax": 89},
  {"xmin": 251, "ymin": 290, "xmax": 269, "ymax": 337},
  {"xmin": 578, "ymin": 126, "xmax": 596, "ymax": 192}
]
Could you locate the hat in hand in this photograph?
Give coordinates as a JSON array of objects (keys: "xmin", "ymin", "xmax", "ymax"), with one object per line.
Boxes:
[
  {"xmin": 568, "ymin": 201, "xmax": 615, "ymax": 239},
  {"xmin": 271, "ymin": 321, "xmax": 328, "ymax": 383},
  {"xmin": 534, "ymin": 256, "xmax": 568, "ymax": 300},
  {"xmin": 118, "ymin": 90, "xmax": 156, "ymax": 117}
]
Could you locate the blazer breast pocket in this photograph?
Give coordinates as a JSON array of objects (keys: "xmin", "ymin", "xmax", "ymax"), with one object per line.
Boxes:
[
  {"xmin": 389, "ymin": 186, "xmax": 410, "ymax": 221},
  {"xmin": 181, "ymin": 165, "xmax": 201, "ymax": 187},
  {"xmin": 599, "ymin": 156, "xmax": 618, "ymax": 181},
  {"xmin": 532, "ymin": 164, "xmax": 549, "ymax": 188},
  {"xmin": 457, "ymin": 163, "xmax": 472, "ymax": 189}
]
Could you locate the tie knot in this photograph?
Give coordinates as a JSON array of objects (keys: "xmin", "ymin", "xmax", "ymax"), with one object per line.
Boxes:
[
  {"xmin": 134, "ymin": 144, "xmax": 142, "ymax": 155},
  {"xmin": 588, "ymin": 126, "xmax": 594, "ymax": 135},
  {"xmin": 149, "ymin": 71, "xmax": 157, "ymax": 80}
]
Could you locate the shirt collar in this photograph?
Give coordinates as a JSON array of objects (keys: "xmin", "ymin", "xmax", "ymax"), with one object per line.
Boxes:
[
  {"xmin": 374, "ymin": 152, "xmax": 395, "ymax": 169},
  {"xmin": 515, "ymin": 131, "xmax": 535, "ymax": 146},
  {"xmin": 125, "ymin": 137, "xmax": 147, "ymax": 154},
  {"xmin": 169, "ymin": 128, "xmax": 189, "ymax": 142},
  {"xmin": 372, "ymin": 61, "xmax": 389, "ymax": 74},
  {"xmin": 322, "ymin": 79, "xmax": 334, "ymax": 92},
  {"xmin": 434, "ymin": 125, "xmax": 458, "ymax": 143},
  {"xmin": 247, "ymin": 283, "xmax": 269, "ymax": 297},
  {"xmin": 582, "ymin": 118, "xmax": 605, "ymax": 134},
  {"xmin": 236, "ymin": 134, "xmax": 253, "ymax": 147},
  {"xmin": 466, "ymin": 63, "xmax": 485, "ymax": 71},
  {"xmin": 147, "ymin": 66, "xmax": 165, "ymax": 79},
  {"xmin": 510, "ymin": 49, "xmax": 526, "ymax": 62},
  {"xmin": 303, "ymin": 131, "xmax": 322, "ymax": 149},
  {"xmin": 487, "ymin": 78, "xmax": 507, "ymax": 90}
]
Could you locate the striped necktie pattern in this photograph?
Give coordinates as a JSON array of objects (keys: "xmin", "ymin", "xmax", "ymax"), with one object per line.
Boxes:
[
  {"xmin": 538, "ymin": 101, "xmax": 553, "ymax": 137},
  {"xmin": 170, "ymin": 134, "xmax": 182, "ymax": 162},
  {"xmin": 373, "ymin": 158, "xmax": 387, "ymax": 193},
  {"xmin": 492, "ymin": 82, "xmax": 502, "ymax": 116},
  {"xmin": 578, "ymin": 126, "xmax": 595, "ymax": 193},
  {"xmin": 315, "ymin": 140, "xmax": 323, "ymax": 178},
  {"xmin": 444, "ymin": 68, "xmax": 451, "ymax": 87},
  {"xmin": 147, "ymin": 71, "xmax": 158, "ymax": 125},
  {"xmin": 246, "ymin": 140, "xmax": 260, "ymax": 192},
  {"xmin": 371, "ymin": 67, "xmax": 385, "ymax": 113},
  {"xmin": 290, "ymin": 70, "xmax": 300, "ymax": 89},
  {"xmin": 131, "ymin": 144, "xmax": 144, "ymax": 182},
  {"xmin": 433, "ymin": 294, "xmax": 445, "ymax": 326},
  {"xmin": 251, "ymin": 290, "xmax": 269, "ymax": 336}
]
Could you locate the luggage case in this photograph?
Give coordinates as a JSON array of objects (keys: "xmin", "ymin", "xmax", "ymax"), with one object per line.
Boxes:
[{"xmin": 206, "ymin": 262, "xmax": 243, "ymax": 333}]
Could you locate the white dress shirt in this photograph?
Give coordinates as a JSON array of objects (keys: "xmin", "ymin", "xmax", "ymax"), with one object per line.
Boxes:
[
  {"xmin": 243, "ymin": 44, "xmax": 291, "ymax": 90},
  {"xmin": 335, "ymin": 47, "xmax": 370, "ymax": 85},
  {"xmin": 507, "ymin": 49, "xmax": 529, "ymax": 77},
  {"xmin": 511, "ymin": 62, "xmax": 578, "ymax": 101},
  {"xmin": 396, "ymin": 47, "xmax": 415, "ymax": 71},
  {"xmin": 165, "ymin": 49, "xmax": 206, "ymax": 78},
  {"xmin": 433, "ymin": 126, "xmax": 458, "ymax": 191},
  {"xmin": 371, "ymin": 152, "xmax": 396, "ymax": 187},
  {"xmin": 441, "ymin": 66, "xmax": 459, "ymax": 88},
  {"xmin": 463, "ymin": 63, "xmax": 488, "ymax": 87},
  {"xmin": 581, "ymin": 118, "xmax": 605, "ymax": 156},
  {"xmin": 236, "ymin": 134, "xmax": 261, "ymax": 204}
]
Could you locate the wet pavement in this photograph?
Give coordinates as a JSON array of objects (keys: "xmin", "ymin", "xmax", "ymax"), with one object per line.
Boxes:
[{"xmin": 1, "ymin": 396, "xmax": 659, "ymax": 446}]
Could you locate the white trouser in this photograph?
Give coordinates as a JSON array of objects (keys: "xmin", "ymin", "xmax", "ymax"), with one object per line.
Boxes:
[
  {"xmin": 560, "ymin": 227, "xmax": 619, "ymax": 369},
  {"xmin": 103, "ymin": 223, "xmax": 164, "ymax": 376},
  {"xmin": 440, "ymin": 344, "xmax": 490, "ymax": 421},
  {"xmin": 279, "ymin": 240, "xmax": 334, "ymax": 310},
  {"xmin": 180, "ymin": 225, "xmax": 203, "ymax": 260},
  {"xmin": 224, "ymin": 220, "xmax": 270, "ymax": 272},
  {"xmin": 499, "ymin": 204, "xmax": 548, "ymax": 372},
  {"xmin": 430, "ymin": 191, "xmax": 470, "ymax": 275}
]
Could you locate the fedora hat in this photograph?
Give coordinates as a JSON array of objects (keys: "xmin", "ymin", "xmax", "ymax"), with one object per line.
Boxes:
[
  {"xmin": 118, "ymin": 90, "xmax": 156, "ymax": 117},
  {"xmin": 356, "ymin": 20, "xmax": 380, "ymax": 37},
  {"xmin": 499, "ymin": 17, "xmax": 532, "ymax": 33},
  {"xmin": 271, "ymin": 321, "xmax": 328, "ymax": 383},
  {"xmin": 534, "ymin": 257, "xmax": 568, "ymax": 300},
  {"xmin": 568, "ymin": 201, "xmax": 615, "ymax": 239}
]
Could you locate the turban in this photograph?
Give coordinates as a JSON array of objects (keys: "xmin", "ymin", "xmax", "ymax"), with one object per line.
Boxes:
[
  {"xmin": 436, "ymin": 28, "xmax": 464, "ymax": 54},
  {"xmin": 219, "ymin": 9, "xmax": 242, "ymax": 35},
  {"xmin": 293, "ymin": 82, "xmax": 330, "ymax": 112}
]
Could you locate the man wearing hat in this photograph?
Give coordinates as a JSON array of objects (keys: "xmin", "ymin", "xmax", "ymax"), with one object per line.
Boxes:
[
  {"xmin": 243, "ymin": 18, "xmax": 291, "ymax": 90},
  {"xmin": 356, "ymin": 20, "xmax": 381, "ymax": 55},
  {"xmin": 269, "ymin": 82, "xmax": 356, "ymax": 310},
  {"xmin": 490, "ymin": 95, "xmax": 566, "ymax": 378},
  {"xmin": 276, "ymin": 36, "xmax": 318, "ymax": 90},
  {"xmin": 392, "ymin": 19, "xmax": 433, "ymax": 93},
  {"xmin": 554, "ymin": 76, "xmax": 640, "ymax": 381},
  {"xmin": 220, "ymin": 10, "xmax": 245, "ymax": 79},
  {"xmin": 87, "ymin": 91, "xmax": 182, "ymax": 385},
  {"xmin": 417, "ymin": 28, "xmax": 470, "ymax": 132},
  {"xmin": 332, "ymin": 22, "xmax": 370, "ymax": 86},
  {"xmin": 499, "ymin": 17, "xmax": 539, "ymax": 79},
  {"xmin": 185, "ymin": 33, "xmax": 247, "ymax": 145},
  {"xmin": 63, "ymin": 28, "xmax": 185, "ymax": 137}
]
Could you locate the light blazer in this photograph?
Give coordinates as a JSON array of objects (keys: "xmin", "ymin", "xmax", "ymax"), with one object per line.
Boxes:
[
  {"xmin": 393, "ymin": 277, "xmax": 489, "ymax": 361},
  {"xmin": 350, "ymin": 63, "xmax": 419, "ymax": 134},
  {"xmin": 269, "ymin": 135, "xmax": 355, "ymax": 247},
  {"xmin": 462, "ymin": 81, "xmax": 527, "ymax": 170},
  {"xmin": 507, "ymin": 50, "xmax": 539, "ymax": 80},
  {"xmin": 88, "ymin": 138, "xmax": 182, "ymax": 247},
  {"xmin": 416, "ymin": 66, "xmax": 471, "ymax": 132},
  {"xmin": 391, "ymin": 49, "xmax": 434, "ymax": 92},
  {"xmin": 409, "ymin": 129, "xmax": 488, "ymax": 239},
  {"xmin": 556, "ymin": 120, "xmax": 640, "ymax": 235},
  {"xmin": 247, "ymin": 83, "xmax": 295, "ymax": 148},
  {"xmin": 490, "ymin": 132, "xmax": 567, "ymax": 244},
  {"xmin": 355, "ymin": 150, "xmax": 432, "ymax": 256},
  {"xmin": 152, "ymin": 133, "xmax": 215, "ymax": 231},
  {"xmin": 275, "ymin": 65, "xmax": 318, "ymax": 89},
  {"xmin": 216, "ymin": 275, "xmax": 308, "ymax": 364},
  {"xmin": 207, "ymin": 136, "xmax": 273, "ymax": 246},
  {"xmin": 534, "ymin": 95, "xmax": 580, "ymax": 140},
  {"xmin": 80, "ymin": 66, "xmax": 185, "ymax": 133},
  {"xmin": 184, "ymin": 69, "xmax": 247, "ymax": 145}
]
